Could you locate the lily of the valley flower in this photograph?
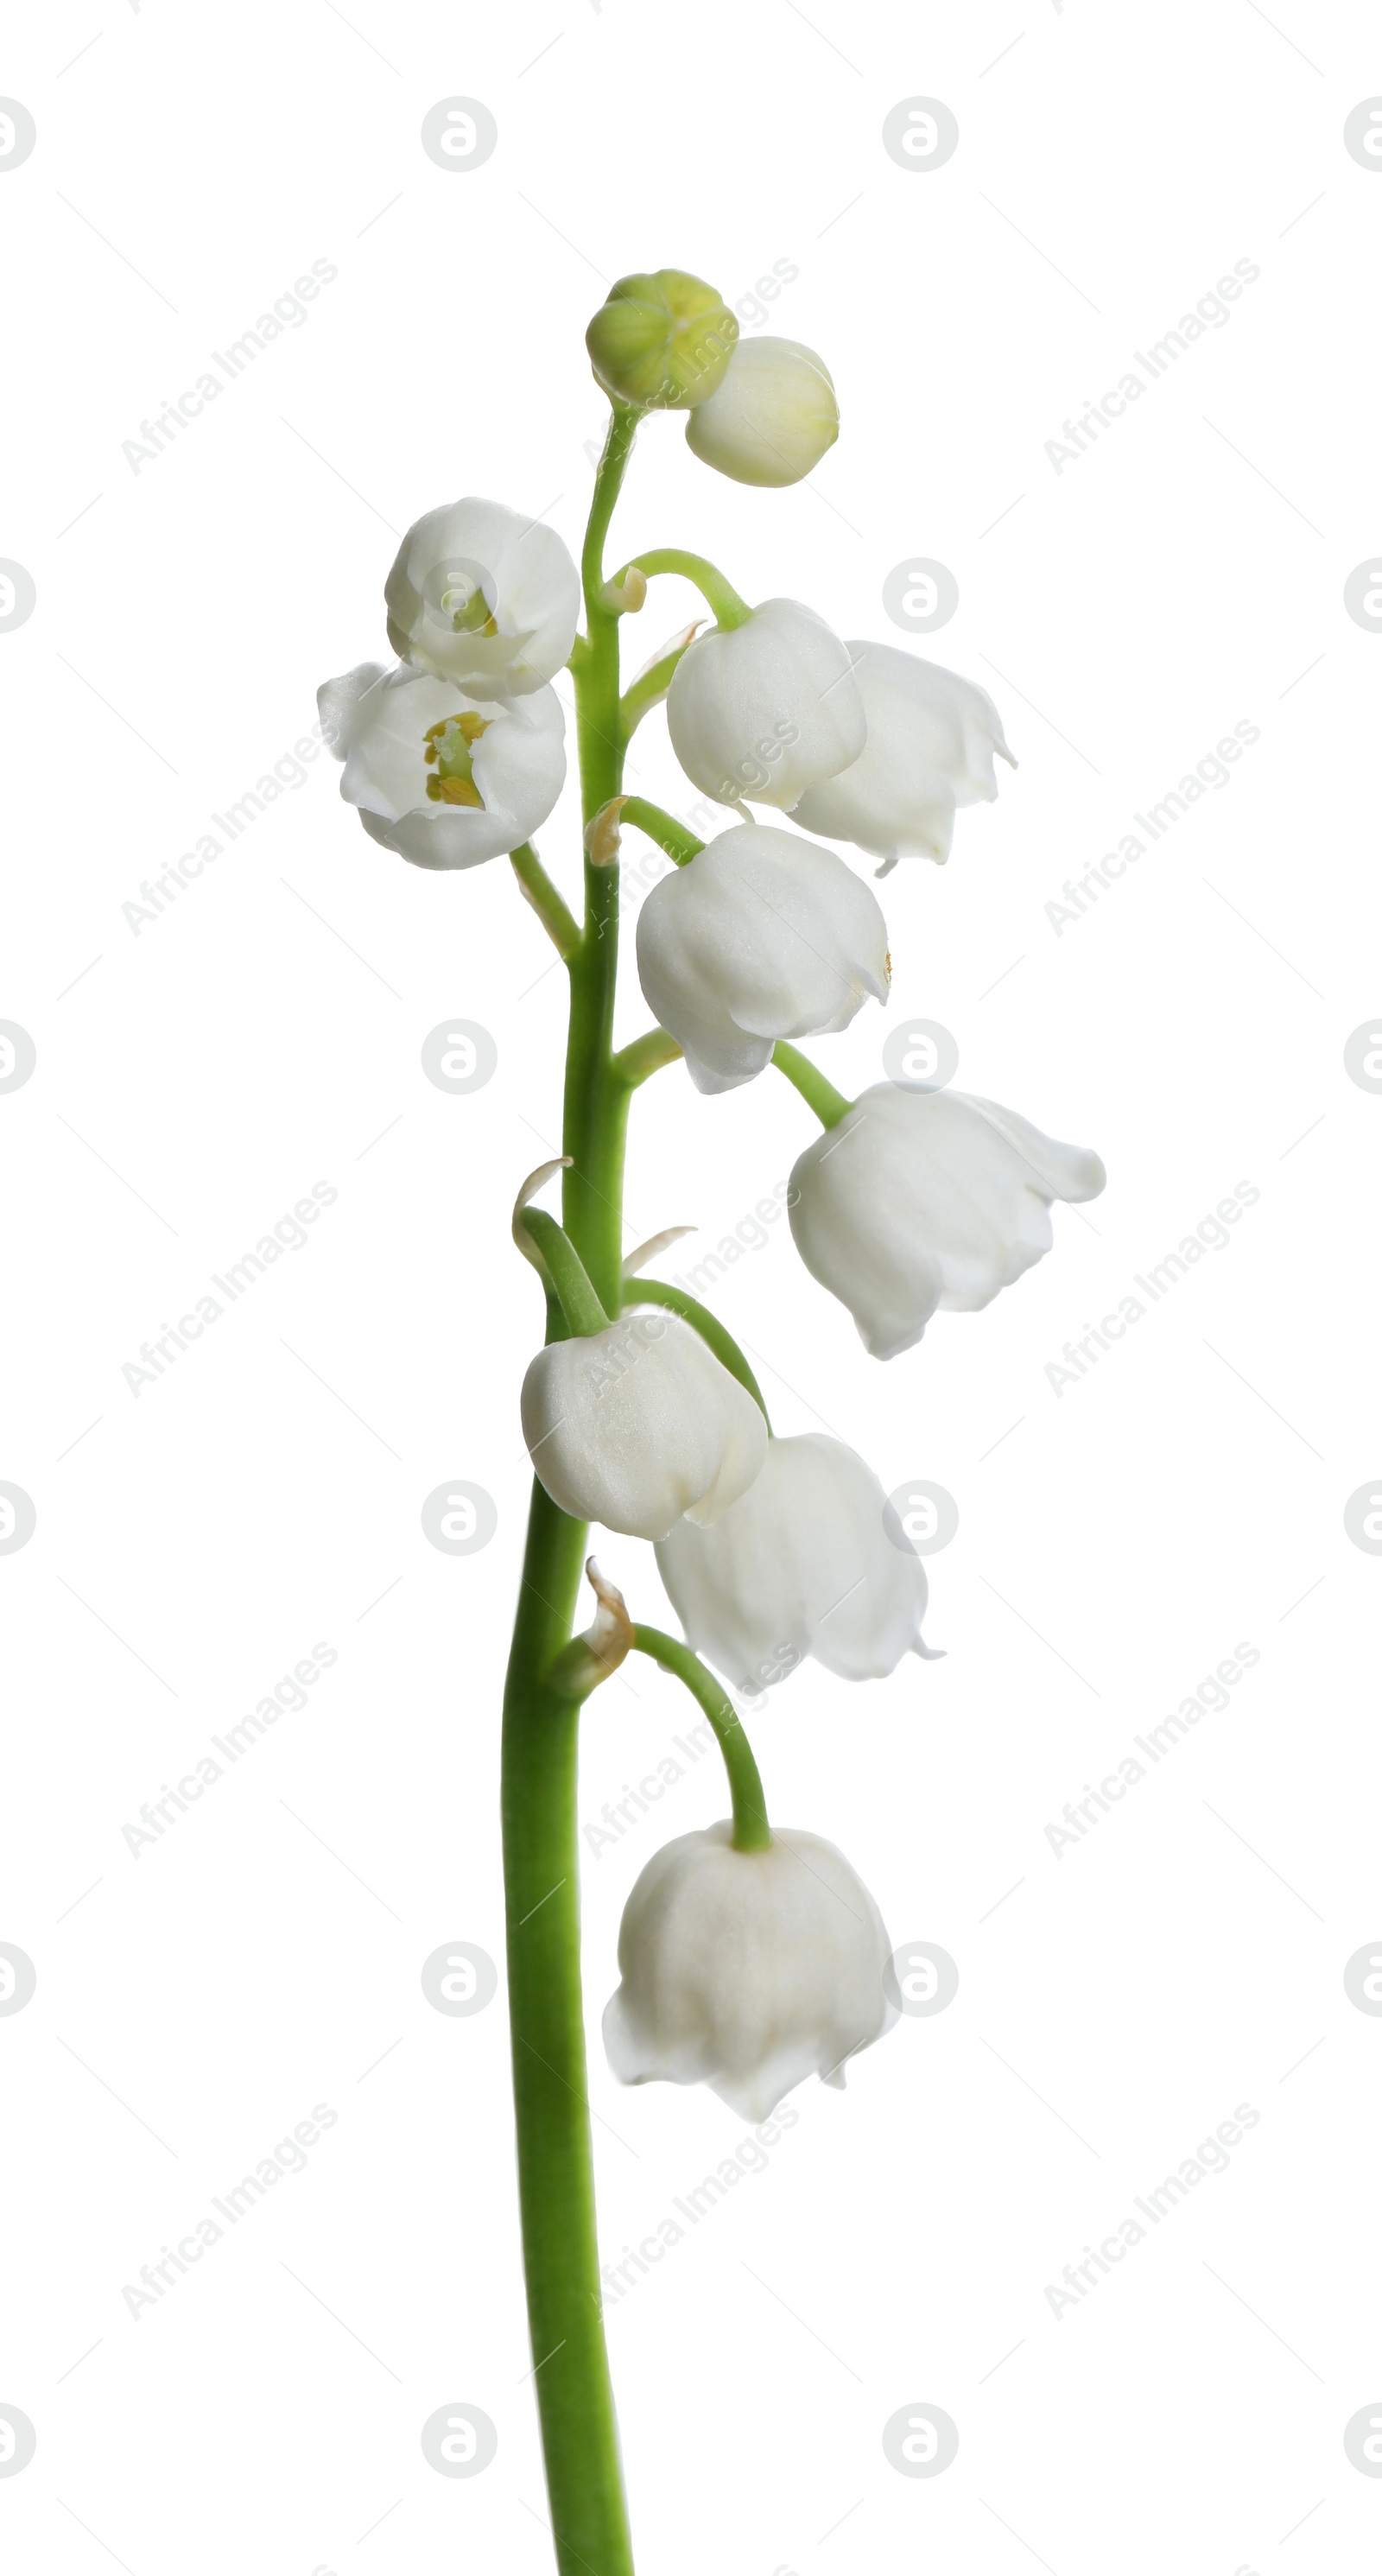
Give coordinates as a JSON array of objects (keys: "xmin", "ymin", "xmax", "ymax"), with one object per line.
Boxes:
[
  {"xmin": 656, "ymin": 1432, "xmax": 935, "ymax": 1685},
  {"xmin": 789, "ymin": 1086, "xmax": 1106, "ymax": 1358},
  {"xmin": 384, "ymin": 498, "xmax": 580, "ymax": 695},
  {"xmin": 317, "ymin": 661, "xmax": 566, "ymax": 870},
  {"xmin": 603, "ymin": 1821, "xmax": 898, "ymax": 2120},
  {"xmin": 667, "ymin": 600, "xmax": 865, "ymax": 812},
  {"xmin": 685, "ymin": 337, "xmax": 840, "ymax": 487},
  {"xmin": 793, "ymin": 643, "xmax": 1015, "ymax": 871},
  {"xmin": 520, "ymin": 1310, "xmax": 767, "ymax": 1540},
  {"xmin": 635, "ymin": 823, "xmax": 890, "ymax": 1093}
]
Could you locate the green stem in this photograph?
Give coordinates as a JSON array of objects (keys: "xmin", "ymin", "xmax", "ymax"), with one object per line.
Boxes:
[
  {"xmin": 617, "ymin": 796, "xmax": 704, "ymax": 867},
  {"xmin": 519, "ymin": 1210, "xmax": 611, "ymax": 1337},
  {"xmin": 510, "ymin": 842, "xmax": 580, "ymax": 961},
  {"xmin": 621, "ymin": 546, "xmax": 752, "ymax": 631},
  {"xmin": 501, "ymin": 400, "xmax": 640, "ymax": 2576},
  {"xmin": 631, "ymin": 1626, "xmax": 772, "ymax": 1851},
  {"xmin": 772, "ymin": 1039, "xmax": 851, "ymax": 1130},
  {"xmin": 622, "ymin": 1276, "xmax": 770, "ymax": 1426},
  {"xmin": 611, "ymin": 1028, "xmax": 682, "ymax": 1089}
]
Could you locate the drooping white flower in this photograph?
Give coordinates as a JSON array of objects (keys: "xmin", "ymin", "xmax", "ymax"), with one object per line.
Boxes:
[
  {"xmin": 603, "ymin": 1822, "xmax": 897, "ymax": 2119},
  {"xmin": 789, "ymin": 1085, "xmax": 1106, "ymax": 1358},
  {"xmin": 520, "ymin": 1310, "xmax": 766, "ymax": 1540},
  {"xmin": 656, "ymin": 1433, "xmax": 934, "ymax": 1686},
  {"xmin": 667, "ymin": 600, "xmax": 865, "ymax": 813},
  {"xmin": 384, "ymin": 498, "xmax": 580, "ymax": 695},
  {"xmin": 635, "ymin": 824, "xmax": 890, "ymax": 1094},
  {"xmin": 793, "ymin": 643, "xmax": 1015, "ymax": 872},
  {"xmin": 317, "ymin": 660, "xmax": 565, "ymax": 870},
  {"xmin": 685, "ymin": 338, "xmax": 839, "ymax": 487}
]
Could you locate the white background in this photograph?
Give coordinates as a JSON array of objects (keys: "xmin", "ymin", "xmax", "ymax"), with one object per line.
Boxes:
[{"xmin": 2, "ymin": 3, "xmax": 1380, "ymax": 2571}]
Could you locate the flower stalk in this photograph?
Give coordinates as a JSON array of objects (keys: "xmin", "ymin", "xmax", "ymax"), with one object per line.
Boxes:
[
  {"xmin": 771, "ymin": 1038, "xmax": 851, "ymax": 1129},
  {"xmin": 500, "ymin": 403, "xmax": 642, "ymax": 2576},
  {"xmin": 630, "ymin": 1625, "xmax": 771, "ymax": 1851}
]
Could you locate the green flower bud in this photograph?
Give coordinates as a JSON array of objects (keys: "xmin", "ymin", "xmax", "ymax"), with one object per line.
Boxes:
[{"xmin": 586, "ymin": 270, "xmax": 738, "ymax": 411}]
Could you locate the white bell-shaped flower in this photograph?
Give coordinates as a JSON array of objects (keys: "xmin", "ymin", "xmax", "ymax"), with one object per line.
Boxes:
[
  {"xmin": 384, "ymin": 498, "xmax": 580, "ymax": 695},
  {"xmin": 684, "ymin": 338, "xmax": 839, "ymax": 488},
  {"xmin": 667, "ymin": 600, "xmax": 865, "ymax": 813},
  {"xmin": 635, "ymin": 824, "xmax": 890, "ymax": 1094},
  {"xmin": 520, "ymin": 1310, "xmax": 767, "ymax": 1540},
  {"xmin": 317, "ymin": 660, "xmax": 565, "ymax": 870},
  {"xmin": 793, "ymin": 643, "xmax": 1015, "ymax": 871},
  {"xmin": 603, "ymin": 1821, "xmax": 897, "ymax": 2119},
  {"xmin": 656, "ymin": 1433, "xmax": 932, "ymax": 1686},
  {"xmin": 789, "ymin": 1085, "xmax": 1106, "ymax": 1358}
]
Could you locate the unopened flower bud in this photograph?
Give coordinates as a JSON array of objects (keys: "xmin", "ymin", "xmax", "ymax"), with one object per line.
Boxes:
[
  {"xmin": 685, "ymin": 338, "xmax": 840, "ymax": 487},
  {"xmin": 586, "ymin": 270, "xmax": 739, "ymax": 411}
]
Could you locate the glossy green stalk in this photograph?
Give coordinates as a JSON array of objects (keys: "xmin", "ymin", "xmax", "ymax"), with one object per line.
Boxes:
[
  {"xmin": 631, "ymin": 1627, "xmax": 771, "ymax": 1850},
  {"xmin": 500, "ymin": 403, "xmax": 641, "ymax": 2576},
  {"xmin": 616, "ymin": 796, "xmax": 704, "ymax": 866},
  {"xmin": 771, "ymin": 1038, "xmax": 851, "ymax": 1129},
  {"xmin": 620, "ymin": 545, "xmax": 752, "ymax": 630}
]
